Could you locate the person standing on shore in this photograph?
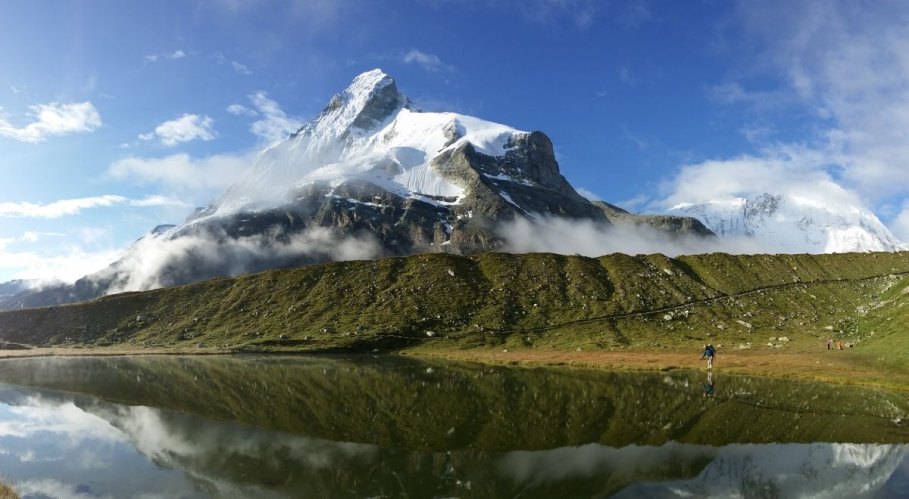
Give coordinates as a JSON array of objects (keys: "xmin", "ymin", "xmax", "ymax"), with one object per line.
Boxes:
[{"xmin": 700, "ymin": 344, "xmax": 716, "ymax": 370}]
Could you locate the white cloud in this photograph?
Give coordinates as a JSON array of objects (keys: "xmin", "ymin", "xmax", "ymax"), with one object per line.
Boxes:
[
  {"xmin": 890, "ymin": 202, "xmax": 909, "ymax": 242},
  {"xmin": 231, "ymin": 61, "xmax": 252, "ymax": 75},
  {"xmin": 242, "ymin": 91, "xmax": 303, "ymax": 144},
  {"xmin": 0, "ymin": 246, "xmax": 123, "ymax": 283},
  {"xmin": 0, "ymin": 195, "xmax": 186, "ymax": 219},
  {"xmin": 657, "ymin": 144, "xmax": 843, "ymax": 208},
  {"xmin": 144, "ymin": 49, "xmax": 187, "ymax": 63},
  {"xmin": 402, "ymin": 49, "xmax": 451, "ymax": 73},
  {"xmin": 101, "ymin": 226, "xmax": 382, "ymax": 293},
  {"xmin": 712, "ymin": 1, "xmax": 909, "ymax": 204},
  {"xmin": 106, "ymin": 153, "xmax": 252, "ymax": 200},
  {"xmin": 575, "ymin": 187, "xmax": 601, "ymax": 201},
  {"xmin": 618, "ymin": 194, "xmax": 649, "ymax": 211},
  {"xmin": 654, "ymin": 1, "xmax": 909, "ymax": 240},
  {"xmin": 653, "ymin": 144, "xmax": 898, "ymax": 246},
  {"xmin": 500, "ymin": 215, "xmax": 769, "ymax": 257},
  {"xmin": 0, "ymin": 101, "xmax": 101, "ymax": 143},
  {"xmin": 226, "ymin": 104, "xmax": 257, "ymax": 117},
  {"xmin": 140, "ymin": 114, "xmax": 216, "ymax": 146}
]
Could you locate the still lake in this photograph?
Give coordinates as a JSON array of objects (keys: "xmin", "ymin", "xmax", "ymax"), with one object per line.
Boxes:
[{"xmin": 0, "ymin": 355, "xmax": 906, "ymax": 498}]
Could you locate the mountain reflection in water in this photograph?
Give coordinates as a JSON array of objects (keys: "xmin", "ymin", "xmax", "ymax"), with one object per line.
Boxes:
[{"xmin": 0, "ymin": 355, "xmax": 905, "ymax": 498}]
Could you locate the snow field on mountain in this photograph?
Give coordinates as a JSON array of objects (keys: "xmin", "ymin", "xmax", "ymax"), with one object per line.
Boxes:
[{"xmin": 217, "ymin": 71, "xmax": 525, "ymax": 214}]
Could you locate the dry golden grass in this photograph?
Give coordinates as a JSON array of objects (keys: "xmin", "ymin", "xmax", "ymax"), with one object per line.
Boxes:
[{"xmin": 0, "ymin": 481, "xmax": 19, "ymax": 499}]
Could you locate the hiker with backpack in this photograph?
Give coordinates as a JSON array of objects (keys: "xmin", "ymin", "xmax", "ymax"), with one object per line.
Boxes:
[{"xmin": 701, "ymin": 344, "xmax": 716, "ymax": 370}]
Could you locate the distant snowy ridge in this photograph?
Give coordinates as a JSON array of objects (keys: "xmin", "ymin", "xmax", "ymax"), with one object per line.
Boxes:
[{"xmin": 667, "ymin": 192, "xmax": 905, "ymax": 253}]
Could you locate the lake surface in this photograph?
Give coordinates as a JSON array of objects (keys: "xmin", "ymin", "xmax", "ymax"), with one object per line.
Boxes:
[{"xmin": 0, "ymin": 355, "xmax": 906, "ymax": 498}]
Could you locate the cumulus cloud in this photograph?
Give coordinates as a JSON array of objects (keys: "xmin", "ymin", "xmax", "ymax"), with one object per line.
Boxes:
[
  {"xmin": 144, "ymin": 49, "xmax": 187, "ymax": 63},
  {"xmin": 140, "ymin": 114, "xmax": 217, "ymax": 146},
  {"xmin": 656, "ymin": 144, "xmax": 851, "ymax": 208},
  {"xmin": 499, "ymin": 215, "xmax": 770, "ymax": 257},
  {"xmin": 99, "ymin": 226, "xmax": 382, "ymax": 293},
  {"xmin": 699, "ymin": 2, "xmax": 909, "ymax": 207},
  {"xmin": 649, "ymin": 2, "xmax": 909, "ymax": 242},
  {"xmin": 402, "ymin": 49, "xmax": 451, "ymax": 73},
  {"xmin": 0, "ymin": 101, "xmax": 101, "ymax": 143},
  {"xmin": 228, "ymin": 91, "xmax": 303, "ymax": 144},
  {"xmin": 107, "ymin": 153, "xmax": 251, "ymax": 200},
  {"xmin": 0, "ymin": 195, "xmax": 186, "ymax": 219}
]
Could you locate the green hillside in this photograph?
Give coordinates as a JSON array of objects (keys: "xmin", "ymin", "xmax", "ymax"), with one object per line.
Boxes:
[{"xmin": 0, "ymin": 251, "xmax": 908, "ymax": 365}]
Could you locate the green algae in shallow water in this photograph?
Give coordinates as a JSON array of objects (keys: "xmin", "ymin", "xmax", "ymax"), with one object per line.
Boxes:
[{"xmin": 0, "ymin": 355, "xmax": 906, "ymax": 497}]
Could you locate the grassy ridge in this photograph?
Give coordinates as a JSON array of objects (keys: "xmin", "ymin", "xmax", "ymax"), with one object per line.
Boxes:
[{"xmin": 0, "ymin": 251, "xmax": 908, "ymax": 359}]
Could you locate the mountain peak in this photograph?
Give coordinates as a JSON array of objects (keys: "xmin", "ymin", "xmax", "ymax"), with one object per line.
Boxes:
[
  {"xmin": 305, "ymin": 68, "xmax": 408, "ymax": 137},
  {"xmin": 347, "ymin": 68, "xmax": 395, "ymax": 98}
]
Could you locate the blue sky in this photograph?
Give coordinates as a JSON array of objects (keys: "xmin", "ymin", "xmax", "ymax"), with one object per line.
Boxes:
[{"xmin": 1, "ymin": 0, "xmax": 908, "ymax": 282}]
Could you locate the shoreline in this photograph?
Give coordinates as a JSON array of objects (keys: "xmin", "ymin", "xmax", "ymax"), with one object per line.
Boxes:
[
  {"xmin": 403, "ymin": 348, "xmax": 909, "ymax": 392},
  {"xmin": 0, "ymin": 345, "xmax": 906, "ymax": 392}
]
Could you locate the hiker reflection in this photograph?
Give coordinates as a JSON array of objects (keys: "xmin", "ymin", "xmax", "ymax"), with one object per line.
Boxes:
[{"xmin": 703, "ymin": 371, "xmax": 716, "ymax": 398}]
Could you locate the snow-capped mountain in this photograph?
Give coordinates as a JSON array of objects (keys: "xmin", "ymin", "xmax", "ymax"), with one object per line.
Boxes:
[
  {"xmin": 215, "ymin": 69, "xmax": 523, "ymax": 215},
  {"xmin": 0, "ymin": 69, "xmax": 712, "ymax": 309},
  {"xmin": 667, "ymin": 192, "xmax": 905, "ymax": 253},
  {"xmin": 201, "ymin": 68, "xmax": 629, "ymax": 231}
]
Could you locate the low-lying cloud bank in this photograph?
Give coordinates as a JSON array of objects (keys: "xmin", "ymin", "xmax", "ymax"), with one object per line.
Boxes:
[
  {"xmin": 498, "ymin": 216, "xmax": 774, "ymax": 257},
  {"xmin": 96, "ymin": 226, "xmax": 383, "ymax": 294},
  {"xmin": 98, "ymin": 214, "xmax": 785, "ymax": 295},
  {"xmin": 32, "ymin": 208, "xmax": 803, "ymax": 298}
]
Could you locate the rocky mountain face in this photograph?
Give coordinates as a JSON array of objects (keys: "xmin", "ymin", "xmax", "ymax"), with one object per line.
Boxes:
[
  {"xmin": 0, "ymin": 69, "xmax": 712, "ymax": 310},
  {"xmin": 667, "ymin": 192, "xmax": 905, "ymax": 253}
]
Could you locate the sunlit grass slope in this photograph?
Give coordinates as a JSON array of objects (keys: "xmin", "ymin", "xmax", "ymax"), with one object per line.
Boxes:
[{"xmin": 0, "ymin": 251, "xmax": 907, "ymax": 364}]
